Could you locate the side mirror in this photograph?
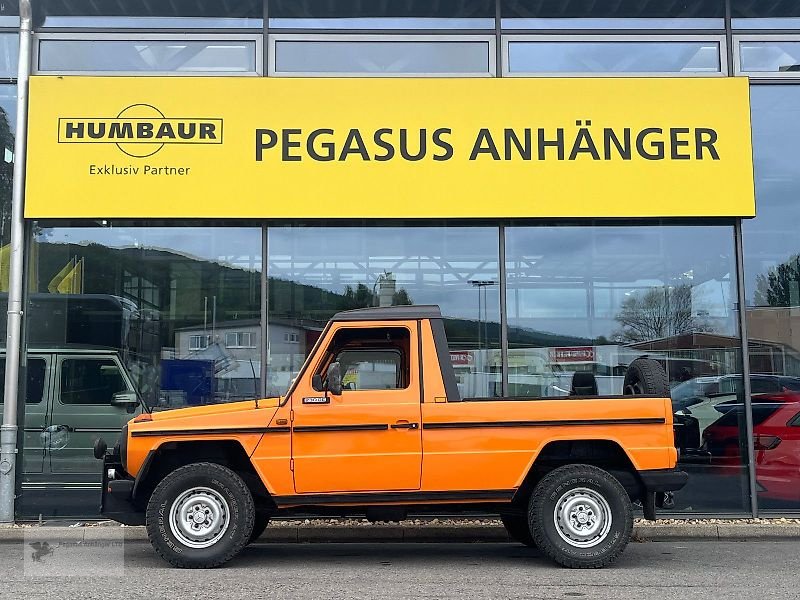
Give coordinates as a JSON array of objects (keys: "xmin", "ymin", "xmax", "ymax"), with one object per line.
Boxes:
[
  {"xmin": 111, "ymin": 390, "xmax": 139, "ymax": 408},
  {"xmin": 325, "ymin": 362, "xmax": 342, "ymax": 396},
  {"xmin": 312, "ymin": 373, "xmax": 323, "ymax": 391}
]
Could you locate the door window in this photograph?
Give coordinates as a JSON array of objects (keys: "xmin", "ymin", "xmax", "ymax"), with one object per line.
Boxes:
[
  {"xmin": 337, "ymin": 349, "xmax": 404, "ymax": 390},
  {"xmin": 59, "ymin": 358, "xmax": 128, "ymax": 405},
  {"xmin": 314, "ymin": 326, "xmax": 411, "ymax": 392},
  {"xmin": 0, "ymin": 358, "xmax": 47, "ymax": 404}
]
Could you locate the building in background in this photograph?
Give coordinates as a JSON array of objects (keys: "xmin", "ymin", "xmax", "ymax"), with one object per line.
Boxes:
[{"xmin": 0, "ymin": 1, "xmax": 799, "ymax": 518}]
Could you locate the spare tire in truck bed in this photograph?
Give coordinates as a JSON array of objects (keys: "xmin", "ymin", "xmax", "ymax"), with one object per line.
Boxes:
[{"xmin": 623, "ymin": 358, "xmax": 669, "ymax": 396}]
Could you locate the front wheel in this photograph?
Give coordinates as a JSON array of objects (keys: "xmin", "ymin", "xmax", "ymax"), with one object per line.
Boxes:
[
  {"xmin": 146, "ymin": 462, "xmax": 255, "ymax": 568},
  {"xmin": 529, "ymin": 464, "xmax": 633, "ymax": 569}
]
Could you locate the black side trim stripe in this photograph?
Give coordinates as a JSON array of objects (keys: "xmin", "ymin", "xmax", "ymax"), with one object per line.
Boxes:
[
  {"xmin": 293, "ymin": 423, "xmax": 389, "ymax": 433},
  {"xmin": 263, "ymin": 426, "xmax": 291, "ymax": 434},
  {"xmin": 274, "ymin": 489, "xmax": 516, "ymax": 506},
  {"xmin": 423, "ymin": 418, "xmax": 666, "ymax": 430},
  {"xmin": 131, "ymin": 427, "xmax": 271, "ymax": 437},
  {"xmin": 462, "ymin": 394, "xmax": 665, "ymax": 402}
]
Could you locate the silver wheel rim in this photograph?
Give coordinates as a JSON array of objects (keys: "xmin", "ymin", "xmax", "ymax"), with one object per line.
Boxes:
[
  {"xmin": 553, "ymin": 487, "xmax": 612, "ymax": 548},
  {"xmin": 169, "ymin": 486, "xmax": 230, "ymax": 549}
]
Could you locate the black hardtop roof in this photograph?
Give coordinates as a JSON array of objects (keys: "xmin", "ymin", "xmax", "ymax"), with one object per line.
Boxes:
[{"xmin": 331, "ymin": 305, "xmax": 442, "ymax": 322}]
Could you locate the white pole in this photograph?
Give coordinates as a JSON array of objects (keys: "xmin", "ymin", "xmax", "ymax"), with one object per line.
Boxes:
[{"xmin": 0, "ymin": 0, "xmax": 33, "ymax": 524}]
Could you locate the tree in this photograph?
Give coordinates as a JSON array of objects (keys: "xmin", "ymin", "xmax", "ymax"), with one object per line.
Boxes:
[
  {"xmin": 754, "ymin": 254, "xmax": 800, "ymax": 307},
  {"xmin": 613, "ymin": 284, "xmax": 709, "ymax": 343},
  {"xmin": 342, "ymin": 283, "xmax": 375, "ymax": 309},
  {"xmin": 392, "ymin": 288, "xmax": 413, "ymax": 305}
]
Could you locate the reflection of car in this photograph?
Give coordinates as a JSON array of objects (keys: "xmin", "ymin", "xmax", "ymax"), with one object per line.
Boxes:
[
  {"xmin": 672, "ymin": 374, "xmax": 800, "ymax": 441},
  {"xmin": 0, "ymin": 347, "xmax": 140, "ymax": 517},
  {"xmin": 702, "ymin": 392, "xmax": 800, "ymax": 502},
  {"xmin": 672, "ymin": 374, "xmax": 800, "ymax": 412}
]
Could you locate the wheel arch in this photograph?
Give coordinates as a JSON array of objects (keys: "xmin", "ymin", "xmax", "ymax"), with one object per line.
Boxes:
[
  {"xmin": 131, "ymin": 439, "xmax": 275, "ymax": 512},
  {"xmin": 515, "ymin": 438, "xmax": 645, "ymax": 505}
]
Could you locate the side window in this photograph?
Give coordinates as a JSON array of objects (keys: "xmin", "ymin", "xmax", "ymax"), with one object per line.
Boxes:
[
  {"xmin": 751, "ymin": 378, "xmax": 781, "ymax": 394},
  {"xmin": 0, "ymin": 358, "xmax": 47, "ymax": 404},
  {"xmin": 60, "ymin": 358, "xmax": 128, "ymax": 405},
  {"xmin": 315, "ymin": 326, "xmax": 411, "ymax": 391},
  {"xmin": 338, "ymin": 349, "xmax": 403, "ymax": 391}
]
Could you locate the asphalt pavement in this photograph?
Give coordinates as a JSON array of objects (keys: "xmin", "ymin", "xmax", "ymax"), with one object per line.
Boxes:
[{"xmin": 0, "ymin": 539, "xmax": 797, "ymax": 599}]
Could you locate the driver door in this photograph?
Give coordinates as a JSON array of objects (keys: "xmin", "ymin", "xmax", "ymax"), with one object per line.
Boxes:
[
  {"xmin": 291, "ymin": 322, "xmax": 422, "ymax": 494},
  {"xmin": 46, "ymin": 354, "xmax": 138, "ymax": 475}
]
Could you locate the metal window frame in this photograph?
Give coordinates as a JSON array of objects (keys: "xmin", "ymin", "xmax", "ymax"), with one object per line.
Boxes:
[
  {"xmin": 501, "ymin": 34, "xmax": 728, "ymax": 77},
  {"xmin": 32, "ymin": 32, "xmax": 263, "ymax": 76},
  {"xmin": 733, "ymin": 34, "xmax": 800, "ymax": 78},
  {"xmin": 268, "ymin": 33, "xmax": 496, "ymax": 77}
]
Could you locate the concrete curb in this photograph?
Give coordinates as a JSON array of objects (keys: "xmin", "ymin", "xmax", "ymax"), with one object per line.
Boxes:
[{"xmin": 1, "ymin": 522, "xmax": 799, "ymax": 543}]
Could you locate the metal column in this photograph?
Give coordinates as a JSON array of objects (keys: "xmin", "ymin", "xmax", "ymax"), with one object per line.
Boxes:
[
  {"xmin": 734, "ymin": 219, "xmax": 759, "ymax": 518},
  {"xmin": 0, "ymin": 0, "xmax": 33, "ymax": 524}
]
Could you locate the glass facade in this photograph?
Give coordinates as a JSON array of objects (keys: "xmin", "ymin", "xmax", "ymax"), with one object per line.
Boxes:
[
  {"xmin": 506, "ymin": 40, "xmax": 722, "ymax": 74},
  {"xmin": 38, "ymin": 38, "xmax": 259, "ymax": 73},
  {"xmin": 272, "ymin": 38, "xmax": 493, "ymax": 75},
  {"xmin": 4, "ymin": 0, "xmax": 800, "ymax": 518},
  {"xmin": 267, "ymin": 225, "xmax": 501, "ymax": 398}
]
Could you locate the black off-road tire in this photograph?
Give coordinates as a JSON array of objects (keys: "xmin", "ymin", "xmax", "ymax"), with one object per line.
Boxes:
[
  {"xmin": 501, "ymin": 514, "xmax": 537, "ymax": 548},
  {"xmin": 623, "ymin": 358, "xmax": 669, "ymax": 396},
  {"xmin": 248, "ymin": 511, "xmax": 271, "ymax": 544},
  {"xmin": 529, "ymin": 464, "xmax": 633, "ymax": 569},
  {"xmin": 146, "ymin": 462, "xmax": 255, "ymax": 568}
]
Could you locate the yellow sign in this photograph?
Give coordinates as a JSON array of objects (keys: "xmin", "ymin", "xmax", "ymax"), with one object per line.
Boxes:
[{"xmin": 25, "ymin": 76, "xmax": 755, "ymax": 219}]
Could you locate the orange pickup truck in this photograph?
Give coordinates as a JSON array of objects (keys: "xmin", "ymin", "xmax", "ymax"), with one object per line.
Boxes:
[{"xmin": 96, "ymin": 305, "xmax": 686, "ymax": 569}]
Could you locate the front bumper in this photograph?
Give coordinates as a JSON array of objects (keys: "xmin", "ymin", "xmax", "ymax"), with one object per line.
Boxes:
[
  {"xmin": 639, "ymin": 468, "xmax": 689, "ymax": 493},
  {"xmin": 100, "ymin": 454, "xmax": 144, "ymax": 526}
]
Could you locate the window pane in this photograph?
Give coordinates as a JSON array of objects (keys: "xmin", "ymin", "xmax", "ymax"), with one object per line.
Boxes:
[
  {"xmin": 744, "ymin": 86, "xmax": 800, "ymax": 511},
  {"xmin": 0, "ymin": 84, "xmax": 17, "ymax": 270},
  {"xmin": 273, "ymin": 40, "xmax": 491, "ymax": 74},
  {"xmin": 0, "ymin": 33, "xmax": 18, "ymax": 78},
  {"xmin": 339, "ymin": 350, "xmax": 403, "ymax": 390},
  {"xmin": 38, "ymin": 39, "xmax": 257, "ymax": 73},
  {"xmin": 269, "ymin": 0, "xmax": 494, "ymax": 29},
  {"xmin": 35, "ymin": 0, "xmax": 263, "ymax": 28},
  {"xmin": 268, "ymin": 225, "xmax": 500, "ymax": 399},
  {"xmin": 507, "ymin": 40, "xmax": 721, "ymax": 74},
  {"xmin": 501, "ymin": 0, "xmax": 725, "ymax": 29},
  {"xmin": 506, "ymin": 223, "xmax": 748, "ymax": 513},
  {"xmin": 738, "ymin": 41, "xmax": 800, "ymax": 73},
  {"xmin": 0, "ymin": 358, "xmax": 47, "ymax": 404},
  {"xmin": 31, "ymin": 225, "xmax": 262, "ymax": 410},
  {"xmin": 60, "ymin": 358, "xmax": 127, "ymax": 405},
  {"xmin": 732, "ymin": 1, "xmax": 800, "ymax": 29}
]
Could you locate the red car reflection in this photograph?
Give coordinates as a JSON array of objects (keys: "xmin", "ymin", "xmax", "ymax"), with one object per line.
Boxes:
[{"xmin": 702, "ymin": 392, "xmax": 800, "ymax": 502}]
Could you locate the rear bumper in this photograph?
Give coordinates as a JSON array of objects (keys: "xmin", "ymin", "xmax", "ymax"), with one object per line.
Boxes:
[
  {"xmin": 639, "ymin": 468, "xmax": 689, "ymax": 493},
  {"xmin": 100, "ymin": 454, "xmax": 144, "ymax": 526}
]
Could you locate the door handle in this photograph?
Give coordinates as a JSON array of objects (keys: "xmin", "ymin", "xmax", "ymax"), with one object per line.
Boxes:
[{"xmin": 391, "ymin": 421, "xmax": 419, "ymax": 430}]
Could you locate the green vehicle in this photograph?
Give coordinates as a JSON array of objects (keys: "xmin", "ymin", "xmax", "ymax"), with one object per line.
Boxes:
[{"xmin": 0, "ymin": 347, "xmax": 140, "ymax": 518}]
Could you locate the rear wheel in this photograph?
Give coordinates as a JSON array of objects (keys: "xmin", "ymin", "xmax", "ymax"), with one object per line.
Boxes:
[
  {"xmin": 146, "ymin": 462, "xmax": 254, "ymax": 568},
  {"xmin": 501, "ymin": 514, "xmax": 536, "ymax": 548},
  {"xmin": 529, "ymin": 464, "xmax": 633, "ymax": 569}
]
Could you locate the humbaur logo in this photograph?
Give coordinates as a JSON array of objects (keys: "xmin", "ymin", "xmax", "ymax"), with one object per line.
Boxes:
[{"xmin": 57, "ymin": 103, "xmax": 223, "ymax": 158}]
